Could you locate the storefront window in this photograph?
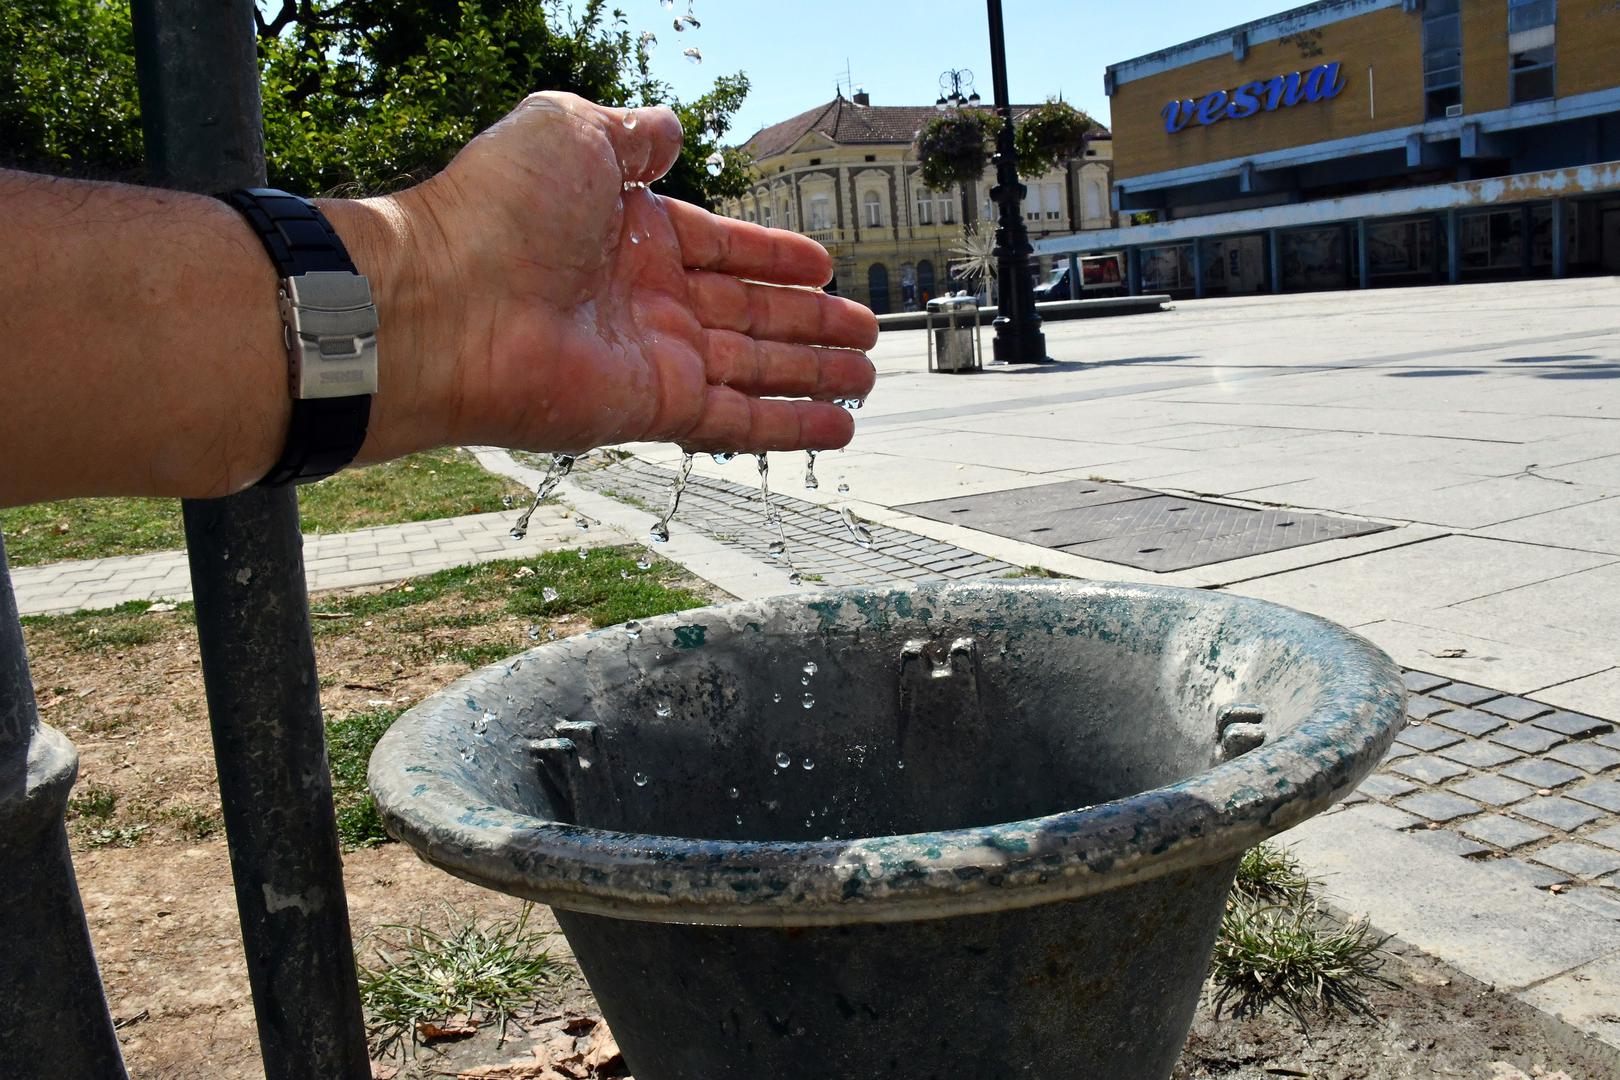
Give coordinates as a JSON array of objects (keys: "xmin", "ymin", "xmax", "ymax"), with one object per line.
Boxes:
[
  {"xmin": 1366, "ymin": 218, "xmax": 1436, "ymax": 278},
  {"xmin": 1281, "ymin": 228, "xmax": 1347, "ymax": 291},
  {"xmin": 1531, "ymin": 205, "xmax": 1554, "ymax": 267},
  {"xmin": 1140, "ymin": 244, "xmax": 1193, "ymax": 292},
  {"xmin": 1200, "ymin": 236, "xmax": 1268, "ymax": 295},
  {"xmin": 1459, "ymin": 210, "xmax": 1525, "ymax": 271}
]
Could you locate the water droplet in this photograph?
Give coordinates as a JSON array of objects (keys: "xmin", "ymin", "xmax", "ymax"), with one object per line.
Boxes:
[
  {"xmin": 622, "ymin": 110, "xmax": 638, "ymax": 130},
  {"xmin": 542, "ymin": 586, "xmax": 559, "ymax": 603},
  {"xmin": 458, "ymin": 746, "xmax": 475, "ymax": 762},
  {"xmin": 638, "ymin": 30, "xmax": 657, "ymax": 52},
  {"xmin": 802, "ymin": 693, "xmax": 815, "ymax": 709},
  {"xmin": 624, "ymin": 620, "xmax": 643, "ymax": 639},
  {"xmin": 775, "ymin": 751, "xmax": 791, "ymax": 768},
  {"xmin": 575, "ymin": 515, "xmax": 593, "ymax": 530},
  {"xmin": 629, "ymin": 232, "xmax": 642, "ymax": 245},
  {"xmin": 577, "ymin": 549, "xmax": 588, "ymax": 560},
  {"xmin": 836, "ymin": 482, "xmax": 850, "ymax": 494},
  {"xmin": 509, "ymin": 526, "xmax": 527, "ymax": 540},
  {"xmin": 649, "ymin": 522, "xmax": 670, "ymax": 544},
  {"xmin": 711, "ymin": 452, "xmax": 735, "ymax": 464},
  {"xmin": 527, "ymin": 625, "xmax": 541, "ymax": 641},
  {"xmin": 768, "ymin": 540, "xmax": 786, "ymax": 559},
  {"xmin": 660, "ymin": 0, "xmax": 674, "ymax": 8},
  {"xmin": 634, "ymin": 772, "xmax": 649, "ymax": 787},
  {"xmin": 803, "ymin": 449, "xmax": 819, "ymax": 490},
  {"xmin": 841, "ymin": 507, "xmax": 874, "ymax": 550},
  {"xmin": 704, "ymin": 151, "xmax": 724, "ymax": 177},
  {"xmin": 728, "ymin": 786, "xmax": 740, "ymax": 799},
  {"xmin": 897, "ymin": 760, "xmax": 906, "ymax": 770},
  {"xmin": 620, "ymin": 569, "xmax": 631, "ymax": 580},
  {"xmin": 772, "ymin": 692, "xmax": 782, "ymax": 703},
  {"xmin": 682, "ymin": 46, "xmax": 702, "ymax": 63},
  {"xmin": 636, "ymin": 556, "xmax": 653, "ymax": 570},
  {"xmin": 789, "ymin": 572, "xmax": 803, "ymax": 586},
  {"xmin": 475, "ymin": 711, "xmax": 494, "ymax": 735},
  {"xmin": 735, "ymin": 814, "xmax": 743, "ymax": 825},
  {"xmin": 803, "ymin": 661, "xmax": 818, "ymax": 677},
  {"xmin": 801, "ymin": 675, "xmax": 810, "ymax": 685},
  {"xmin": 802, "ymin": 758, "xmax": 814, "ymax": 771},
  {"xmin": 501, "ymin": 494, "xmax": 514, "ymax": 508},
  {"xmin": 655, "ymin": 702, "xmax": 672, "ymax": 718},
  {"xmin": 674, "ymin": 14, "xmax": 700, "ymax": 31}
]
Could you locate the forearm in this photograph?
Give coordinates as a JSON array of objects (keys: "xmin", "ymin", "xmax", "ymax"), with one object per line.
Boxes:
[{"xmin": 0, "ymin": 170, "xmax": 420, "ymax": 507}]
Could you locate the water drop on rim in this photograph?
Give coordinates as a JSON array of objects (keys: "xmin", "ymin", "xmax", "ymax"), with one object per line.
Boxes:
[
  {"xmin": 802, "ymin": 693, "xmax": 815, "ymax": 709},
  {"xmin": 682, "ymin": 46, "xmax": 702, "ymax": 63},
  {"xmin": 772, "ymin": 691, "xmax": 782, "ymax": 703},
  {"xmin": 775, "ymin": 751, "xmax": 791, "ymax": 768},
  {"xmin": 634, "ymin": 772, "xmax": 649, "ymax": 787},
  {"xmin": 803, "ymin": 661, "xmax": 818, "ymax": 677},
  {"xmin": 802, "ymin": 758, "xmax": 815, "ymax": 771},
  {"xmin": 728, "ymin": 786, "xmax": 740, "ymax": 799},
  {"xmin": 655, "ymin": 701, "xmax": 672, "ymax": 718},
  {"xmin": 624, "ymin": 620, "xmax": 642, "ymax": 639},
  {"xmin": 622, "ymin": 110, "xmax": 638, "ymax": 130}
]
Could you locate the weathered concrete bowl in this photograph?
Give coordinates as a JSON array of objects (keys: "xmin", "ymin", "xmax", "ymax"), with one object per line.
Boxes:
[{"xmin": 370, "ymin": 581, "xmax": 1403, "ymax": 1079}]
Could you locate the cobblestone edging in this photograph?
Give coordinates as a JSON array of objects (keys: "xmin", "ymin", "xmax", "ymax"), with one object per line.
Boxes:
[
  {"xmin": 568, "ymin": 456, "xmax": 1022, "ymax": 588},
  {"xmin": 1343, "ymin": 670, "xmax": 1620, "ymax": 919}
]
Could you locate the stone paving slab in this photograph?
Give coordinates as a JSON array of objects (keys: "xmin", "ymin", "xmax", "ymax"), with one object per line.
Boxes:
[{"xmin": 7, "ymin": 505, "xmax": 597, "ymax": 616}]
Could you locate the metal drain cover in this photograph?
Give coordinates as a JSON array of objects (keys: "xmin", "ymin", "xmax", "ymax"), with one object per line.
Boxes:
[{"xmin": 898, "ymin": 482, "xmax": 1388, "ymax": 572}]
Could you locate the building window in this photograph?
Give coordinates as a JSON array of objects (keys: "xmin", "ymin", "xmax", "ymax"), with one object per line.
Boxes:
[
  {"xmin": 916, "ymin": 191, "xmax": 933, "ymax": 225},
  {"xmin": 867, "ymin": 262, "xmax": 891, "ymax": 315},
  {"xmin": 1512, "ymin": 45, "xmax": 1556, "ymax": 102},
  {"xmin": 761, "ymin": 205, "xmax": 772, "ymax": 228},
  {"xmin": 807, "ymin": 195, "xmax": 831, "ymax": 231},
  {"xmin": 1044, "ymin": 183, "xmax": 1062, "ymax": 221},
  {"xmin": 1422, "ymin": 0, "xmax": 1463, "ymax": 119},
  {"xmin": 862, "ymin": 190, "xmax": 884, "ymax": 228},
  {"xmin": 918, "ymin": 259, "xmax": 936, "ymax": 301},
  {"xmin": 1083, "ymin": 180, "xmax": 1104, "ymax": 221},
  {"xmin": 1509, "ymin": 0, "xmax": 1556, "ymax": 33}
]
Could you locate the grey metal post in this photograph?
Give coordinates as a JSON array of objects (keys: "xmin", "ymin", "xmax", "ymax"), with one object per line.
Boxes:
[
  {"xmin": 1268, "ymin": 230, "xmax": 1283, "ymax": 293},
  {"xmin": 1356, "ymin": 219, "xmax": 1371, "ymax": 289},
  {"xmin": 1066, "ymin": 253, "xmax": 1081, "ymax": 300},
  {"xmin": 129, "ymin": 3, "xmax": 371, "ymax": 1078},
  {"xmin": 1520, "ymin": 204, "xmax": 1534, "ymax": 276},
  {"xmin": 0, "ymin": 540, "xmax": 130, "ymax": 1079},
  {"xmin": 1551, "ymin": 198, "xmax": 1568, "ymax": 278},
  {"xmin": 1192, "ymin": 240, "xmax": 1206, "ymax": 299},
  {"xmin": 1126, "ymin": 247, "xmax": 1142, "ymax": 296},
  {"xmin": 1446, "ymin": 209, "xmax": 1462, "ymax": 284}
]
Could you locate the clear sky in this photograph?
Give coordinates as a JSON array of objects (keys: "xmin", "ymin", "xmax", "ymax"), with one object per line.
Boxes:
[{"xmin": 640, "ymin": 0, "xmax": 1301, "ymax": 141}]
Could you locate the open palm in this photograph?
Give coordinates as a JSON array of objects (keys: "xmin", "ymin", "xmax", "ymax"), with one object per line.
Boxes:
[{"xmin": 401, "ymin": 93, "xmax": 877, "ymax": 457}]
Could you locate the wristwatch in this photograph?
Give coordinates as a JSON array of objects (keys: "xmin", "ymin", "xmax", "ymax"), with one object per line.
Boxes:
[{"xmin": 219, "ymin": 188, "xmax": 378, "ymax": 486}]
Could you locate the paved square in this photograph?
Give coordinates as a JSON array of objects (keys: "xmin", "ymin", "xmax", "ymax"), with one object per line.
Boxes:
[{"xmin": 1459, "ymin": 814, "xmax": 1550, "ymax": 850}]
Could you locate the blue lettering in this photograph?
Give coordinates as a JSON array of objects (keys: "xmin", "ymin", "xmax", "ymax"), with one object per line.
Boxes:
[
  {"xmin": 1304, "ymin": 62, "xmax": 1348, "ymax": 102},
  {"xmin": 1161, "ymin": 99, "xmax": 1195, "ymax": 133},
  {"xmin": 1195, "ymin": 90, "xmax": 1230, "ymax": 126},
  {"xmin": 1226, "ymin": 81, "xmax": 1265, "ymax": 120},
  {"xmin": 1261, "ymin": 71, "xmax": 1308, "ymax": 111}
]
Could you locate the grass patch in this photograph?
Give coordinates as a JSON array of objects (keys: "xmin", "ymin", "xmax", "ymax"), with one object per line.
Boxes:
[
  {"xmin": 357, "ymin": 904, "xmax": 567, "ymax": 1059},
  {"xmin": 0, "ymin": 447, "xmax": 525, "ymax": 567},
  {"xmin": 327, "ymin": 708, "xmax": 403, "ymax": 849},
  {"xmin": 1213, "ymin": 842, "xmax": 1393, "ymax": 1023},
  {"xmin": 21, "ymin": 600, "xmax": 192, "ymax": 652},
  {"xmin": 1001, "ymin": 565, "xmax": 1071, "ymax": 579},
  {"xmin": 67, "ymin": 783, "xmax": 118, "ymax": 821}
]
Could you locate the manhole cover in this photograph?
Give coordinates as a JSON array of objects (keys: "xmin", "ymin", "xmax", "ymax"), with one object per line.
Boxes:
[{"xmin": 898, "ymin": 482, "xmax": 1389, "ymax": 572}]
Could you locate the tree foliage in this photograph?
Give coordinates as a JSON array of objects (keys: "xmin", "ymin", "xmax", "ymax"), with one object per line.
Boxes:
[{"xmin": 1, "ymin": 0, "xmax": 752, "ymax": 208}]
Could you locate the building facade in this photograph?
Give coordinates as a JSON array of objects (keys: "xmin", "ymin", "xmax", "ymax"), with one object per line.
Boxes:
[
  {"xmin": 720, "ymin": 91, "xmax": 1114, "ymax": 313},
  {"xmin": 1037, "ymin": 0, "xmax": 1620, "ymax": 296}
]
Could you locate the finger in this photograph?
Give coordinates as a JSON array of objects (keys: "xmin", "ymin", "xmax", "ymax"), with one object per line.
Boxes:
[
  {"xmin": 535, "ymin": 93, "xmax": 683, "ymax": 185},
  {"xmin": 662, "ymin": 197, "xmax": 833, "ymax": 287},
  {"xmin": 702, "ymin": 330, "xmax": 875, "ymax": 400},
  {"xmin": 677, "ymin": 388, "xmax": 856, "ymax": 453},
  {"xmin": 687, "ymin": 271, "xmax": 880, "ymax": 350}
]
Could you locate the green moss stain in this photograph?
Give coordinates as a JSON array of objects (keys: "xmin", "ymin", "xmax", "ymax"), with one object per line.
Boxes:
[{"xmin": 674, "ymin": 624, "xmax": 707, "ymax": 649}]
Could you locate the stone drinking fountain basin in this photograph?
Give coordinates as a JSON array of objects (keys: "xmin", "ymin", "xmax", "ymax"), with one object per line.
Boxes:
[{"xmin": 369, "ymin": 580, "xmax": 1404, "ymax": 1079}]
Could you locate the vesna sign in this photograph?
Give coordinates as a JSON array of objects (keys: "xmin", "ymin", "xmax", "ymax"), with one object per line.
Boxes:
[{"xmin": 1161, "ymin": 62, "xmax": 1348, "ymax": 133}]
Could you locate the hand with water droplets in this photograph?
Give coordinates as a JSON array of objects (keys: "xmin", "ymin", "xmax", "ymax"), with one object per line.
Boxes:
[{"xmin": 350, "ymin": 91, "xmax": 877, "ymax": 466}]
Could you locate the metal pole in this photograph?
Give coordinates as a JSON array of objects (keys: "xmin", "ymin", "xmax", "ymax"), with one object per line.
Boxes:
[
  {"xmin": 1551, "ymin": 198, "xmax": 1568, "ymax": 278},
  {"xmin": 129, "ymin": 3, "xmax": 371, "ymax": 1078},
  {"xmin": 985, "ymin": 0, "xmax": 1050, "ymax": 363},
  {"xmin": 0, "ymin": 540, "xmax": 129, "ymax": 1079},
  {"xmin": 1357, "ymin": 219, "xmax": 1371, "ymax": 289}
]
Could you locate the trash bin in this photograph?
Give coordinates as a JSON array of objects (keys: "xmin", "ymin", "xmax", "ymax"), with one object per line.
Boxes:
[
  {"xmin": 370, "ymin": 580, "xmax": 1404, "ymax": 1080},
  {"xmin": 925, "ymin": 293, "xmax": 981, "ymax": 374}
]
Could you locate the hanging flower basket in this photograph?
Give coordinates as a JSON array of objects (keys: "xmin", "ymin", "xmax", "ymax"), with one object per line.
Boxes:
[
  {"xmin": 914, "ymin": 110, "xmax": 1000, "ymax": 191},
  {"xmin": 1014, "ymin": 100, "xmax": 1094, "ymax": 179}
]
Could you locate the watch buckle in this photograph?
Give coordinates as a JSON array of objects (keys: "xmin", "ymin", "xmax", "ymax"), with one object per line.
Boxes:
[{"xmin": 280, "ymin": 271, "xmax": 380, "ymax": 399}]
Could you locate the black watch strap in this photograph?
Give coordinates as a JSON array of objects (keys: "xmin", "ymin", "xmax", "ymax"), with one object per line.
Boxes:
[{"xmin": 220, "ymin": 188, "xmax": 374, "ymax": 487}]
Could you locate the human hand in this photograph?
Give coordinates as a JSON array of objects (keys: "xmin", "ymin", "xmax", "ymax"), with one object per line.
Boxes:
[{"xmin": 336, "ymin": 92, "xmax": 878, "ymax": 464}]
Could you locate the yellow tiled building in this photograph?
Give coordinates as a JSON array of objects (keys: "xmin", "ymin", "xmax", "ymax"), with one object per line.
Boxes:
[{"xmin": 719, "ymin": 91, "xmax": 1114, "ymax": 313}]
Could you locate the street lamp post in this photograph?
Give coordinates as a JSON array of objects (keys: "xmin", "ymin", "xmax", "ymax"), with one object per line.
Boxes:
[{"xmin": 984, "ymin": 0, "xmax": 1050, "ymax": 364}]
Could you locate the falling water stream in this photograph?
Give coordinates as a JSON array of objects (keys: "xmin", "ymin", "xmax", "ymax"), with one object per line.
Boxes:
[{"xmin": 509, "ymin": 453, "xmax": 577, "ymax": 540}]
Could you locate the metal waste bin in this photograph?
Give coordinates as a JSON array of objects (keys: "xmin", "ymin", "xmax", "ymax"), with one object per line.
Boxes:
[
  {"xmin": 370, "ymin": 580, "xmax": 1404, "ymax": 1080},
  {"xmin": 925, "ymin": 294, "xmax": 982, "ymax": 374}
]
